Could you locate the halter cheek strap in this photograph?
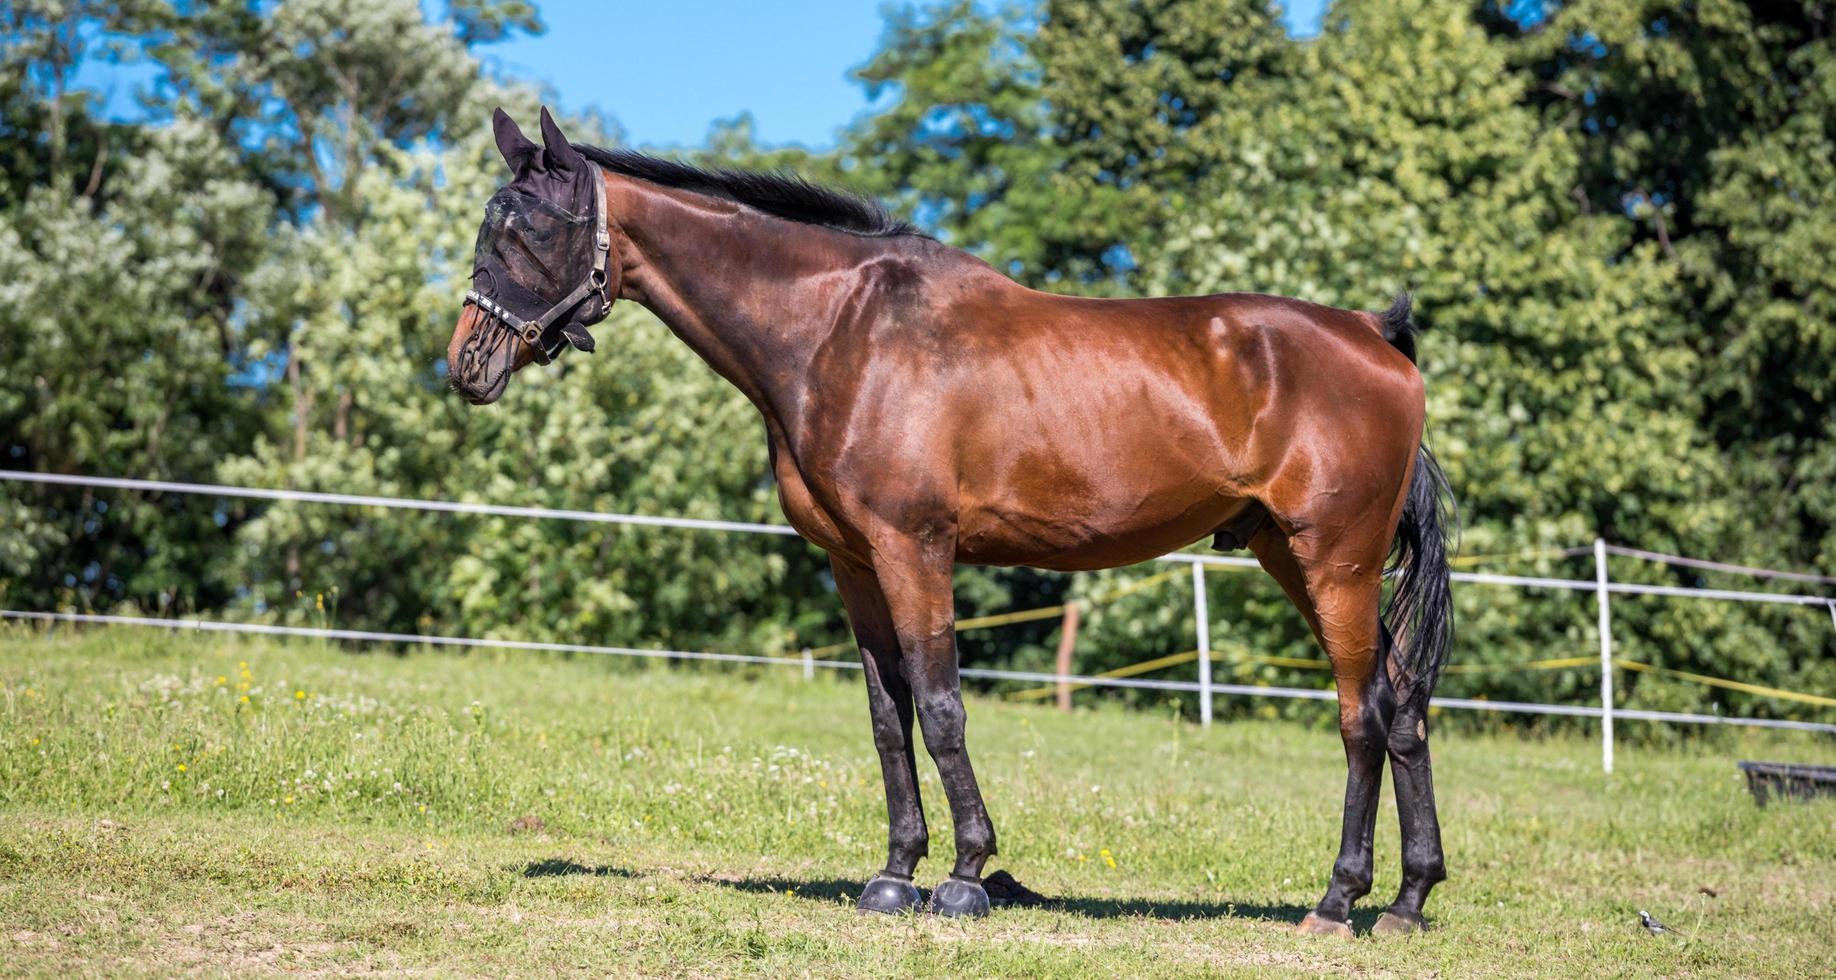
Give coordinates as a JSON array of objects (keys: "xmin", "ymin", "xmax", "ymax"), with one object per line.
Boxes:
[{"xmin": 463, "ymin": 161, "xmax": 614, "ymax": 365}]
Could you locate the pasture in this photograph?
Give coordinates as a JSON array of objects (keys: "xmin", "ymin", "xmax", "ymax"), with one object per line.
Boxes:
[{"xmin": 2, "ymin": 628, "xmax": 1831, "ymax": 977}]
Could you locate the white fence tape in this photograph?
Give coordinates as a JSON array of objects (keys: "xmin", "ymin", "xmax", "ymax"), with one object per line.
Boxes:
[
  {"xmin": 7, "ymin": 609, "xmax": 1834, "ymax": 734},
  {"xmin": 1605, "ymin": 543, "xmax": 1836, "ymax": 586},
  {"xmin": 0, "ymin": 470, "xmax": 798, "ymax": 537}
]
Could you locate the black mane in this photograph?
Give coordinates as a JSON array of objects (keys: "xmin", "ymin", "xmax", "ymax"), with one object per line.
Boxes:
[{"xmin": 575, "ymin": 144, "xmax": 923, "ymax": 239}]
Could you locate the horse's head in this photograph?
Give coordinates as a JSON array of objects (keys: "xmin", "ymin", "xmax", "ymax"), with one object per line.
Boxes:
[{"xmin": 448, "ymin": 107, "xmax": 614, "ymax": 405}]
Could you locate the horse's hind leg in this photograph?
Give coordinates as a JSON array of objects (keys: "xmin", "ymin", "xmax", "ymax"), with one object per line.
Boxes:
[
  {"xmin": 1374, "ymin": 685, "xmax": 1446, "ymax": 933},
  {"xmin": 1250, "ymin": 527, "xmax": 1394, "ymax": 938},
  {"xmin": 831, "ymin": 556, "xmax": 929, "ymax": 914}
]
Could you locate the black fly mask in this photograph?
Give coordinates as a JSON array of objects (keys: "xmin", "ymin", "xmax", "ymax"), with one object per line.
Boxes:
[{"xmin": 455, "ymin": 108, "xmax": 616, "ymax": 393}]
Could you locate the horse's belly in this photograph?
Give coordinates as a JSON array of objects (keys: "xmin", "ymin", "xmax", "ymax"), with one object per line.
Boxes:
[{"xmin": 956, "ymin": 491, "xmax": 1252, "ymax": 572}]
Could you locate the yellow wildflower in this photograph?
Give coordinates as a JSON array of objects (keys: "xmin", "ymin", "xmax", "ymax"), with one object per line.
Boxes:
[
  {"xmin": 215, "ymin": 676, "xmax": 227, "ymax": 686},
  {"xmin": 284, "ymin": 794, "xmax": 294, "ymax": 804},
  {"xmin": 315, "ymin": 593, "xmax": 324, "ymax": 612},
  {"xmin": 294, "ymin": 690, "xmax": 306, "ymax": 701},
  {"xmin": 239, "ymin": 695, "xmax": 250, "ymax": 704},
  {"xmin": 177, "ymin": 764, "xmax": 187, "ymax": 773},
  {"xmin": 1100, "ymin": 848, "xmax": 1116, "ymax": 869}
]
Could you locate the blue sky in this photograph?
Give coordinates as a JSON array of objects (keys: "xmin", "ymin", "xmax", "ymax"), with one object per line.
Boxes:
[
  {"xmin": 78, "ymin": 1, "xmax": 1330, "ymax": 150},
  {"xmin": 492, "ymin": 0, "xmax": 1329, "ymax": 148}
]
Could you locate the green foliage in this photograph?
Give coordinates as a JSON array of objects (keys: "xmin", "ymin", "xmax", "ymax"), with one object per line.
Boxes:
[
  {"xmin": 0, "ymin": 64, "xmax": 271, "ymax": 610},
  {"xmin": 1499, "ymin": 0, "xmax": 1836, "ymax": 577}
]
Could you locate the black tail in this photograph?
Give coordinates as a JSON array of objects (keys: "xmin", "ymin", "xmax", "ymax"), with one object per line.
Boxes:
[
  {"xmin": 1377, "ymin": 290, "xmax": 1451, "ymax": 701},
  {"xmin": 1384, "ymin": 446, "xmax": 1456, "ymax": 705},
  {"xmin": 1378, "ymin": 292, "xmax": 1417, "ymax": 363}
]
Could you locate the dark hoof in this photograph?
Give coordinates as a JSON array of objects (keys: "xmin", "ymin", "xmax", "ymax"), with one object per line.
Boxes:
[
  {"xmin": 1372, "ymin": 910, "xmax": 1428, "ymax": 935},
  {"xmin": 927, "ymin": 876, "xmax": 991, "ymax": 919},
  {"xmin": 856, "ymin": 874, "xmax": 922, "ymax": 915},
  {"xmin": 1296, "ymin": 912, "xmax": 1354, "ymax": 938}
]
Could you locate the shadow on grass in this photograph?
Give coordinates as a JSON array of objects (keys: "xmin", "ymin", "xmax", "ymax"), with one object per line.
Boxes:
[
  {"xmin": 702, "ymin": 876, "xmax": 861, "ymax": 905},
  {"xmin": 520, "ymin": 859, "xmax": 639, "ymax": 878},
  {"xmin": 703, "ymin": 872, "xmax": 1347, "ymax": 926},
  {"xmin": 518, "ymin": 861, "xmax": 1371, "ymax": 930}
]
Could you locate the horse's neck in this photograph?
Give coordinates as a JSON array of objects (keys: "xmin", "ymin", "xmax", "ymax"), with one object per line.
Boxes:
[{"xmin": 609, "ymin": 178, "xmax": 885, "ymax": 424}]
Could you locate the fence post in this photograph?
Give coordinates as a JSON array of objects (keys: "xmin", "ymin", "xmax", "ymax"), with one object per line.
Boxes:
[
  {"xmin": 1054, "ymin": 602, "xmax": 1081, "ymax": 713},
  {"xmin": 1594, "ymin": 537, "xmax": 1613, "ymax": 774},
  {"xmin": 1193, "ymin": 561, "xmax": 1212, "ymax": 727},
  {"xmin": 802, "ymin": 647, "xmax": 813, "ymax": 682}
]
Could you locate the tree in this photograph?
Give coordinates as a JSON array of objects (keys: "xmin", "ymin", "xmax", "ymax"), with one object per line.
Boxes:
[
  {"xmin": 1499, "ymin": 0, "xmax": 1836, "ymax": 575},
  {"xmin": 0, "ymin": 2, "xmax": 271, "ymax": 614}
]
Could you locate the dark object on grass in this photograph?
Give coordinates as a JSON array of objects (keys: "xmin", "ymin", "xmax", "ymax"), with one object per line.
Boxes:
[
  {"xmin": 1638, "ymin": 910, "xmax": 1681, "ymax": 936},
  {"xmin": 982, "ymin": 870, "xmax": 1049, "ymax": 909},
  {"xmin": 1737, "ymin": 761, "xmax": 1836, "ymax": 806},
  {"xmin": 451, "ymin": 108, "xmax": 1458, "ymax": 935}
]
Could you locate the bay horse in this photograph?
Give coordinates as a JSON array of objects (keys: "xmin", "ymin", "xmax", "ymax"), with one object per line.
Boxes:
[{"xmin": 449, "ymin": 108, "xmax": 1455, "ymax": 936}]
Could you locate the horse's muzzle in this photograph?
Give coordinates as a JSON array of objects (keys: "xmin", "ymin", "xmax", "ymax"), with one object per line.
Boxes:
[{"xmin": 448, "ymin": 307, "xmax": 520, "ymax": 405}]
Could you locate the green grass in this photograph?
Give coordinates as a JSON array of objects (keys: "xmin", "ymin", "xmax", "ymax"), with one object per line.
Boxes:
[{"xmin": 2, "ymin": 628, "xmax": 1832, "ymax": 977}]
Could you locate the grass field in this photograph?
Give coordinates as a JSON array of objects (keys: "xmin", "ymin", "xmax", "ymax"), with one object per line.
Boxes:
[{"xmin": 2, "ymin": 628, "xmax": 1832, "ymax": 977}]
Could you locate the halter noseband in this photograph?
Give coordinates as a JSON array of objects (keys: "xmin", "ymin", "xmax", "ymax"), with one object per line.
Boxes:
[{"xmin": 461, "ymin": 161, "xmax": 614, "ymax": 366}]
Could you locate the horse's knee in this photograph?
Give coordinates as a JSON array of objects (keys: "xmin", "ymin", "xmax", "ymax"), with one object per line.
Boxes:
[
  {"xmin": 915, "ymin": 691, "xmax": 968, "ymax": 756},
  {"xmin": 871, "ymin": 715, "xmax": 910, "ymax": 756}
]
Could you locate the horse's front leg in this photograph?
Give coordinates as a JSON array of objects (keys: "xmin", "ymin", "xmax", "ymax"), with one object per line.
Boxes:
[
  {"xmin": 831, "ymin": 556, "xmax": 929, "ymax": 914},
  {"xmin": 872, "ymin": 536, "xmax": 997, "ymax": 918}
]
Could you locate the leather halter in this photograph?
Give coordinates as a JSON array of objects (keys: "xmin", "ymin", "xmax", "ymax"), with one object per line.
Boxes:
[{"xmin": 461, "ymin": 161, "xmax": 615, "ymax": 365}]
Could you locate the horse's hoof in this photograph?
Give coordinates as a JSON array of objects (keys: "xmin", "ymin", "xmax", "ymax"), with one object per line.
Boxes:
[
  {"xmin": 1372, "ymin": 910, "xmax": 1428, "ymax": 935},
  {"xmin": 927, "ymin": 875, "xmax": 991, "ymax": 918},
  {"xmin": 856, "ymin": 874, "xmax": 922, "ymax": 915},
  {"xmin": 1296, "ymin": 912, "xmax": 1354, "ymax": 938}
]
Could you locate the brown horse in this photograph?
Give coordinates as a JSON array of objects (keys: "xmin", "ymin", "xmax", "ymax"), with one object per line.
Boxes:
[{"xmin": 450, "ymin": 108, "xmax": 1455, "ymax": 936}]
